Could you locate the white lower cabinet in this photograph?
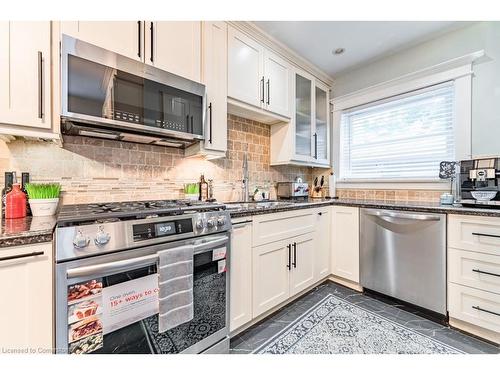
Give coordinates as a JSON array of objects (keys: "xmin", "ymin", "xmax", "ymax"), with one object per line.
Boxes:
[
  {"xmin": 448, "ymin": 284, "xmax": 500, "ymax": 340},
  {"xmin": 252, "ymin": 232, "xmax": 315, "ymax": 317},
  {"xmin": 233, "ymin": 208, "xmax": 333, "ymax": 327},
  {"xmin": 252, "ymin": 238, "xmax": 291, "ymax": 317},
  {"xmin": 331, "ymin": 206, "xmax": 360, "ymax": 283},
  {"xmin": 313, "ymin": 208, "xmax": 330, "ymax": 281},
  {"xmin": 448, "ymin": 214, "xmax": 500, "ymax": 344},
  {"xmin": 289, "ymin": 233, "xmax": 316, "ymax": 296},
  {"xmin": 0, "ymin": 242, "xmax": 53, "ymax": 351},
  {"xmin": 229, "ymin": 219, "xmax": 253, "ymax": 332}
]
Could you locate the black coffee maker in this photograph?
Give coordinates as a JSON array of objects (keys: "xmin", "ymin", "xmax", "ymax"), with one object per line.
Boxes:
[{"xmin": 459, "ymin": 157, "xmax": 500, "ymax": 207}]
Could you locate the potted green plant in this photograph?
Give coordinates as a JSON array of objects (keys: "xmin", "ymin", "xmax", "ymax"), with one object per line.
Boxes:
[{"xmin": 24, "ymin": 183, "xmax": 61, "ymax": 216}]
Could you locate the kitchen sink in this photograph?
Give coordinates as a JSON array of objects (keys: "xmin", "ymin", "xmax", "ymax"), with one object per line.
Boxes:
[{"xmin": 224, "ymin": 201, "xmax": 294, "ymax": 210}]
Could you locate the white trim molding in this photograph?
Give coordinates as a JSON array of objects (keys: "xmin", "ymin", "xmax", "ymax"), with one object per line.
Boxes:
[
  {"xmin": 331, "ymin": 51, "xmax": 484, "ymax": 190},
  {"xmin": 331, "ymin": 50, "xmax": 484, "ymax": 110}
]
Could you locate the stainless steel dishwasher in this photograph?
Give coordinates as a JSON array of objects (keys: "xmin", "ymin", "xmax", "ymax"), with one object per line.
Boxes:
[{"xmin": 360, "ymin": 208, "xmax": 446, "ymax": 315}]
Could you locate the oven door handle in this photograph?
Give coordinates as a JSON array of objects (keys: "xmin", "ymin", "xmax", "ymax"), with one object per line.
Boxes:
[
  {"xmin": 66, "ymin": 254, "xmax": 159, "ymax": 279},
  {"xmin": 193, "ymin": 236, "xmax": 228, "ymax": 253}
]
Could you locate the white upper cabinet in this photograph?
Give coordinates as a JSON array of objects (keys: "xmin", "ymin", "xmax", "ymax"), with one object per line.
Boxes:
[
  {"xmin": 60, "ymin": 21, "xmax": 143, "ymax": 61},
  {"xmin": 228, "ymin": 26, "xmax": 264, "ymax": 108},
  {"xmin": 145, "ymin": 21, "xmax": 202, "ymax": 82},
  {"xmin": 270, "ymin": 67, "xmax": 330, "ymax": 168},
  {"xmin": 202, "ymin": 21, "xmax": 227, "ymax": 153},
  {"xmin": 0, "ymin": 21, "xmax": 52, "ymax": 131},
  {"xmin": 263, "ymin": 51, "xmax": 291, "ymax": 117},
  {"xmin": 61, "ymin": 21, "xmax": 202, "ymax": 83},
  {"xmin": 228, "ymin": 26, "xmax": 291, "ymax": 119},
  {"xmin": 314, "ymin": 81, "xmax": 330, "ymax": 165},
  {"xmin": 294, "ymin": 70, "xmax": 314, "ymax": 161}
]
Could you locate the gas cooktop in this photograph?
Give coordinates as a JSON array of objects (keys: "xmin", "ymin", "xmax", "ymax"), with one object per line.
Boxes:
[{"xmin": 57, "ymin": 199, "xmax": 226, "ymax": 225}]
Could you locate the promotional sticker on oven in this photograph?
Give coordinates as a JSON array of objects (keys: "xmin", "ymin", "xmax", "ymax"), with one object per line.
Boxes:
[
  {"xmin": 67, "ymin": 279, "xmax": 104, "ymax": 354},
  {"xmin": 101, "ymin": 273, "xmax": 159, "ymax": 334},
  {"xmin": 67, "ymin": 275, "xmax": 159, "ymax": 354}
]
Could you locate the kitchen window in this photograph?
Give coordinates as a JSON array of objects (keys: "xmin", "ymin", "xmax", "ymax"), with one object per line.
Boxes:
[{"xmin": 339, "ymin": 82, "xmax": 455, "ymax": 181}]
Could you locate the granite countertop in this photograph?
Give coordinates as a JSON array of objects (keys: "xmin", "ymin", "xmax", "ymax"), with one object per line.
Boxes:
[
  {"xmin": 2, "ymin": 198, "xmax": 500, "ymax": 247},
  {"xmin": 228, "ymin": 198, "xmax": 500, "ymax": 218},
  {"xmin": 0, "ymin": 216, "xmax": 56, "ymax": 248}
]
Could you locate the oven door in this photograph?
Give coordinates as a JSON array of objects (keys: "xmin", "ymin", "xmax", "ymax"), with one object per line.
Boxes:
[
  {"xmin": 61, "ymin": 35, "xmax": 206, "ymax": 142},
  {"xmin": 55, "ymin": 234, "xmax": 229, "ymax": 354}
]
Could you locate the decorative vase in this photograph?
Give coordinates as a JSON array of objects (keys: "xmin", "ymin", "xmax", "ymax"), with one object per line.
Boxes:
[{"xmin": 29, "ymin": 198, "xmax": 59, "ymax": 217}]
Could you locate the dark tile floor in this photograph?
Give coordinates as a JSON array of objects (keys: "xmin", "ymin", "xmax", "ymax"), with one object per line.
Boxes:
[{"xmin": 230, "ymin": 281, "xmax": 500, "ymax": 354}]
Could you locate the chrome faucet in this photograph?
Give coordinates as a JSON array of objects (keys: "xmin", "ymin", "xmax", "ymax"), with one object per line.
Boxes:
[{"xmin": 242, "ymin": 151, "xmax": 250, "ymax": 202}]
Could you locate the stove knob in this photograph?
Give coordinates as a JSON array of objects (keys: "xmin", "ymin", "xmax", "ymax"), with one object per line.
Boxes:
[
  {"xmin": 94, "ymin": 226, "xmax": 111, "ymax": 246},
  {"xmin": 207, "ymin": 217, "xmax": 217, "ymax": 228},
  {"xmin": 73, "ymin": 230, "xmax": 90, "ymax": 249},
  {"xmin": 195, "ymin": 219, "xmax": 205, "ymax": 230},
  {"xmin": 217, "ymin": 216, "xmax": 226, "ymax": 226}
]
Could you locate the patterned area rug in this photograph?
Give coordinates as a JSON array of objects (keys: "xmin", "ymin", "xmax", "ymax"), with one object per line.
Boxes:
[{"xmin": 254, "ymin": 294, "xmax": 464, "ymax": 354}]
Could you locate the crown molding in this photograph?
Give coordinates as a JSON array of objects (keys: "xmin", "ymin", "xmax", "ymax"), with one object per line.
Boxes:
[{"xmin": 227, "ymin": 21, "xmax": 333, "ymax": 87}]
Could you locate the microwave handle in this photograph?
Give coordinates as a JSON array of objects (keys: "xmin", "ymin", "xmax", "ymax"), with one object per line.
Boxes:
[{"xmin": 66, "ymin": 236, "xmax": 229, "ymax": 279}]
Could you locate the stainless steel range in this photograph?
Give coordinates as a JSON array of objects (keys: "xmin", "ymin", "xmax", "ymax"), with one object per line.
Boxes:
[{"xmin": 55, "ymin": 200, "xmax": 231, "ymax": 354}]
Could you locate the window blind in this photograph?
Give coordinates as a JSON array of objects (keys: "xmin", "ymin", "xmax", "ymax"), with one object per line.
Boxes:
[{"xmin": 339, "ymin": 82, "xmax": 455, "ymax": 181}]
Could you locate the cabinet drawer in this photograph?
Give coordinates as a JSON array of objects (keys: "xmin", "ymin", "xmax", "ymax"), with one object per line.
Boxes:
[
  {"xmin": 252, "ymin": 209, "xmax": 314, "ymax": 247},
  {"xmin": 448, "ymin": 283, "xmax": 500, "ymax": 333},
  {"xmin": 449, "ymin": 248, "xmax": 500, "ymax": 294},
  {"xmin": 448, "ymin": 214, "xmax": 500, "ymax": 256}
]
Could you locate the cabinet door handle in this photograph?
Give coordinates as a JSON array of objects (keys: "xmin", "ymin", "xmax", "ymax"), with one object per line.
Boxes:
[
  {"xmin": 287, "ymin": 244, "xmax": 291, "ymax": 270},
  {"xmin": 266, "ymin": 79, "xmax": 270, "ymax": 105},
  {"xmin": 137, "ymin": 21, "xmax": 142, "ymax": 58},
  {"xmin": 208, "ymin": 102, "xmax": 213, "ymax": 144},
  {"xmin": 313, "ymin": 133, "xmax": 318, "ymax": 159},
  {"xmin": 0, "ymin": 251, "xmax": 44, "ymax": 262},
  {"xmin": 472, "ymin": 269, "xmax": 500, "ymax": 278},
  {"xmin": 150, "ymin": 22, "xmax": 154, "ymax": 63},
  {"xmin": 292, "ymin": 242, "xmax": 297, "ymax": 268},
  {"xmin": 472, "ymin": 232, "xmax": 500, "ymax": 239},
  {"xmin": 38, "ymin": 51, "xmax": 43, "ymax": 119},
  {"xmin": 472, "ymin": 305, "xmax": 500, "ymax": 317},
  {"xmin": 260, "ymin": 76, "xmax": 265, "ymax": 103}
]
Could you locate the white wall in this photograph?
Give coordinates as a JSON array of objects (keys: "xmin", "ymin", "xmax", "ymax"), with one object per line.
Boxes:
[{"xmin": 333, "ymin": 21, "xmax": 500, "ymax": 158}]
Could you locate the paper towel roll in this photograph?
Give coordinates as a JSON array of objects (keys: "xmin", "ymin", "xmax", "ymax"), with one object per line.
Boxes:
[{"xmin": 328, "ymin": 173, "xmax": 337, "ymax": 198}]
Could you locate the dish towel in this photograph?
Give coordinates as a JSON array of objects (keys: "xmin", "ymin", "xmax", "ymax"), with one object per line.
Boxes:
[{"xmin": 158, "ymin": 245, "xmax": 194, "ymax": 333}]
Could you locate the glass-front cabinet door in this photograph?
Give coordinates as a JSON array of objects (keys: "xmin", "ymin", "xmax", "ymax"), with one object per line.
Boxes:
[
  {"xmin": 293, "ymin": 69, "xmax": 330, "ymax": 166},
  {"xmin": 314, "ymin": 83, "xmax": 329, "ymax": 164},
  {"xmin": 294, "ymin": 72, "xmax": 313, "ymax": 160}
]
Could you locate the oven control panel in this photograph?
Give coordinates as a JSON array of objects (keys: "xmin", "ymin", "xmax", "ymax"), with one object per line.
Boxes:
[
  {"xmin": 55, "ymin": 211, "xmax": 232, "ymax": 262},
  {"xmin": 133, "ymin": 218, "xmax": 193, "ymax": 242}
]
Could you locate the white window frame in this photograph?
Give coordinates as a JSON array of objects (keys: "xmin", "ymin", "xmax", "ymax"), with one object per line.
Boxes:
[{"xmin": 331, "ymin": 51, "xmax": 482, "ymax": 190}]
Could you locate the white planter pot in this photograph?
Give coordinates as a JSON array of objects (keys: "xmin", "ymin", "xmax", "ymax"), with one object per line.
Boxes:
[{"xmin": 29, "ymin": 198, "xmax": 59, "ymax": 217}]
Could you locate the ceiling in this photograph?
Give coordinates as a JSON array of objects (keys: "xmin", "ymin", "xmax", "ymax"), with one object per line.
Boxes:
[{"xmin": 254, "ymin": 21, "xmax": 471, "ymax": 77}]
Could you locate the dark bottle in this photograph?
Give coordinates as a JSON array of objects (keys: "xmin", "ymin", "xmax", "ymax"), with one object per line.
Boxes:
[
  {"xmin": 21, "ymin": 172, "xmax": 31, "ymax": 216},
  {"xmin": 199, "ymin": 174, "xmax": 209, "ymax": 201},
  {"xmin": 1, "ymin": 172, "xmax": 14, "ymax": 218}
]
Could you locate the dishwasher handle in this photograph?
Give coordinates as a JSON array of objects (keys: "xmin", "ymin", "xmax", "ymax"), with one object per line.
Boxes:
[{"xmin": 364, "ymin": 210, "xmax": 441, "ymax": 222}]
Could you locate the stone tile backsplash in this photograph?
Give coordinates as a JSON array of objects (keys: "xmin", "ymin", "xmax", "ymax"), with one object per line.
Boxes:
[
  {"xmin": 0, "ymin": 114, "xmax": 447, "ymax": 205},
  {"xmin": 0, "ymin": 115, "xmax": 311, "ymax": 204}
]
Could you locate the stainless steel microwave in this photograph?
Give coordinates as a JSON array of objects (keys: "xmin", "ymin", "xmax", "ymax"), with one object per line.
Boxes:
[{"xmin": 60, "ymin": 35, "xmax": 206, "ymax": 148}]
